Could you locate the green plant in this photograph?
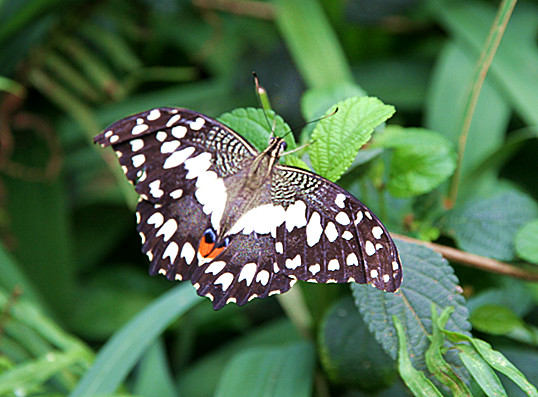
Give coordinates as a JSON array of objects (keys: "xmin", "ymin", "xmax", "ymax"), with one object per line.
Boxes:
[{"xmin": 1, "ymin": 0, "xmax": 537, "ymax": 396}]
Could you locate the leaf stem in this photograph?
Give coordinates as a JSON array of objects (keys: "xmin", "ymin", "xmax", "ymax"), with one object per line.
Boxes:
[
  {"xmin": 392, "ymin": 233, "xmax": 538, "ymax": 282},
  {"xmin": 447, "ymin": 0, "xmax": 517, "ymax": 207}
]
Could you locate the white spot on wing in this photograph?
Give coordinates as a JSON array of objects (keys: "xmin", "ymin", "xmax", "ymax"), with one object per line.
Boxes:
[
  {"xmin": 306, "ymin": 212, "xmax": 323, "ymax": 247},
  {"xmin": 285, "ymin": 254, "xmax": 301, "ymax": 270},
  {"xmin": 110, "ymin": 135, "xmax": 119, "ymax": 143},
  {"xmin": 335, "ymin": 193, "xmax": 346, "ymax": 208},
  {"xmin": 229, "ymin": 204, "xmax": 286, "ymax": 236},
  {"xmin": 275, "ymin": 242, "xmax": 283, "ymax": 254},
  {"xmin": 163, "ymin": 242, "xmax": 179, "ymax": 263},
  {"xmin": 327, "ymin": 259, "xmax": 340, "ymax": 271},
  {"xmin": 346, "ymin": 252, "xmax": 358, "ymax": 266},
  {"xmin": 147, "ymin": 212, "xmax": 164, "ymax": 228},
  {"xmin": 147, "ymin": 109, "xmax": 161, "ymax": 121},
  {"xmin": 156, "ymin": 219, "xmax": 178, "ymax": 242},
  {"xmin": 166, "ymin": 114, "xmax": 181, "ymax": 127},
  {"xmin": 180, "ymin": 242, "xmax": 195, "ymax": 264},
  {"xmin": 215, "ymin": 272, "xmax": 234, "ymax": 291},
  {"xmin": 149, "ymin": 180, "xmax": 164, "ymax": 198},
  {"xmin": 370, "ymin": 269, "xmax": 378, "ymax": 278},
  {"xmin": 190, "ymin": 117, "xmax": 205, "ymax": 130},
  {"xmin": 392, "ymin": 261, "xmax": 399, "ymax": 270},
  {"xmin": 206, "ymin": 261, "xmax": 226, "ymax": 275},
  {"xmin": 238, "ymin": 262, "xmax": 257, "ymax": 286},
  {"xmin": 342, "ymin": 231, "xmax": 353, "ymax": 240},
  {"xmin": 355, "ymin": 211, "xmax": 363, "ymax": 225},
  {"xmin": 372, "ymin": 226, "xmax": 383, "ymax": 239},
  {"xmin": 163, "ymin": 147, "xmax": 195, "ymax": 169},
  {"xmin": 170, "ymin": 189, "xmax": 183, "ymax": 199},
  {"xmin": 184, "ymin": 152, "xmax": 212, "ymax": 179},
  {"xmin": 285, "ymin": 200, "xmax": 307, "ymax": 232},
  {"xmin": 171, "ymin": 125, "xmax": 187, "ymax": 139},
  {"xmin": 365, "ymin": 211, "xmax": 372, "ymax": 220},
  {"xmin": 105, "ymin": 130, "xmax": 113, "ymax": 138},
  {"xmin": 161, "ymin": 140, "xmax": 181, "ymax": 153},
  {"xmin": 130, "ymin": 139, "xmax": 144, "ymax": 152},
  {"xmin": 324, "ymin": 222, "xmax": 338, "ymax": 242},
  {"xmin": 156, "ymin": 131, "xmax": 167, "ymax": 142},
  {"xmin": 194, "ymin": 170, "xmax": 227, "ymax": 231},
  {"xmin": 256, "ymin": 270, "xmax": 270, "ymax": 286},
  {"xmin": 383, "ymin": 274, "xmax": 390, "ymax": 283},
  {"xmin": 309, "ymin": 263, "xmax": 320, "ymax": 275},
  {"xmin": 132, "ymin": 154, "xmax": 146, "ymax": 168},
  {"xmin": 132, "ymin": 124, "xmax": 148, "ymax": 135},
  {"xmin": 335, "ymin": 212, "xmax": 350, "ymax": 225},
  {"xmin": 365, "ymin": 240, "xmax": 376, "ymax": 256}
]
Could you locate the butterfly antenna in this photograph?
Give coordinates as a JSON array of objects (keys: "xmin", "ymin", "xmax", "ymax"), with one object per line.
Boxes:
[
  {"xmin": 281, "ymin": 106, "xmax": 339, "ymax": 142},
  {"xmin": 252, "ymin": 72, "xmax": 274, "ymax": 134}
]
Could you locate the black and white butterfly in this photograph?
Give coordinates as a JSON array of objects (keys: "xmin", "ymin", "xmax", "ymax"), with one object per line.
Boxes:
[{"xmin": 95, "ymin": 108, "xmax": 402, "ymax": 310}]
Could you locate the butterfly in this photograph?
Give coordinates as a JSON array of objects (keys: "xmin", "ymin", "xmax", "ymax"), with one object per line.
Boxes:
[{"xmin": 94, "ymin": 108, "xmax": 402, "ymax": 310}]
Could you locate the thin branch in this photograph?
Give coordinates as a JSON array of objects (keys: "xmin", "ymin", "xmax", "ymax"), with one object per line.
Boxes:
[
  {"xmin": 193, "ymin": 0, "xmax": 275, "ymax": 20},
  {"xmin": 447, "ymin": 0, "xmax": 517, "ymax": 207},
  {"xmin": 393, "ymin": 233, "xmax": 538, "ymax": 282}
]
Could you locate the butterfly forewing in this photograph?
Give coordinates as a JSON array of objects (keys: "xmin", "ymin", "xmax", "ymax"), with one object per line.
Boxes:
[
  {"xmin": 95, "ymin": 107, "xmax": 402, "ymax": 310},
  {"xmin": 95, "ymin": 108, "xmax": 258, "ymax": 283}
]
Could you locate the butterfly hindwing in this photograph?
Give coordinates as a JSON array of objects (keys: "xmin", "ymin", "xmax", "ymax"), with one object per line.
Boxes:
[{"xmin": 190, "ymin": 233, "xmax": 295, "ymax": 309}]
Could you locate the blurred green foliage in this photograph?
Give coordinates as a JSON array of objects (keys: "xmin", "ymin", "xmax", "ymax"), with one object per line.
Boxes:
[{"xmin": 0, "ymin": 0, "xmax": 537, "ymax": 396}]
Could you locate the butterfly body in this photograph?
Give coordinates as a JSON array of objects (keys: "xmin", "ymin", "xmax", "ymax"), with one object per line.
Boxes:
[{"xmin": 95, "ymin": 107, "xmax": 402, "ymax": 309}]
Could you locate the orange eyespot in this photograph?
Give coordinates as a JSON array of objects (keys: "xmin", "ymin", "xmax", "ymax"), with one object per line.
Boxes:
[{"xmin": 198, "ymin": 229, "xmax": 228, "ymax": 259}]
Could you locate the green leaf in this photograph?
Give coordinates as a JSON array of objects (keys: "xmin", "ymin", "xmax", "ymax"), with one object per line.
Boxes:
[
  {"xmin": 0, "ymin": 347, "xmax": 89, "ymax": 395},
  {"xmin": 393, "ymin": 316, "xmax": 444, "ymax": 397},
  {"xmin": 429, "ymin": 1, "xmax": 538, "ymax": 129},
  {"xmin": 218, "ymin": 107, "xmax": 295, "ymax": 152},
  {"xmin": 440, "ymin": 324, "xmax": 538, "ymax": 397},
  {"xmin": 459, "ymin": 345, "xmax": 507, "ymax": 397},
  {"xmin": 177, "ymin": 319, "xmax": 302, "ymax": 397},
  {"xmin": 274, "ymin": 0, "xmax": 353, "ymax": 89},
  {"xmin": 214, "ymin": 341, "xmax": 315, "ymax": 397},
  {"xmin": 70, "ymin": 285, "xmax": 199, "ymax": 396},
  {"xmin": 424, "ymin": 42, "xmax": 509, "ymax": 187},
  {"xmin": 470, "ymin": 305, "xmax": 524, "ymax": 335},
  {"xmin": 515, "ymin": 219, "xmax": 538, "ymax": 264},
  {"xmin": 353, "ymin": 239, "xmax": 471, "ymax": 374},
  {"xmin": 372, "ymin": 126, "xmax": 457, "ymax": 197},
  {"xmin": 318, "ymin": 297, "xmax": 397, "ymax": 392},
  {"xmin": 309, "ymin": 96, "xmax": 395, "ymax": 182},
  {"xmin": 443, "ymin": 188, "xmax": 538, "ymax": 261},
  {"xmin": 133, "ymin": 339, "xmax": 177, "ymax": 397}
]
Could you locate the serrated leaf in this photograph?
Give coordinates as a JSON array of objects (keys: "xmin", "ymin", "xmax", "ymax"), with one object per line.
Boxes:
[
  {"xmin": 318, "ymin": 297, "xmax": 397, "ymax": 391},
  {"xmin": 515, "ymin": 219, "xmax": 538, "ymax": 264},
  {"xmin": 443, "ymin": 189, "xmax": 538, "ymax": 261},
  {"xmin": 352, "ymin": 239, "xmax": 471, "ymax": 374},
  {"xmin": 214, "ymin": 341, "xmax": 315, "ymax": 397},
  {"xmin": 218, "ymin": 107, "xmax": 295, "ymax": 152},
  {"xmin": 372, "ymin": 126, "xmax": 456, "ymax": 197},
  {"xmin": 309, "ymin": 96, "xmax": 395, "ymax": 182}
]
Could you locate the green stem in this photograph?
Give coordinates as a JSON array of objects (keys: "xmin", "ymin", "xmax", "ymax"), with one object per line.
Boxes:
[{"xmin": 447, "ymin": 0, "xmax": 517, "ymax": 206}]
